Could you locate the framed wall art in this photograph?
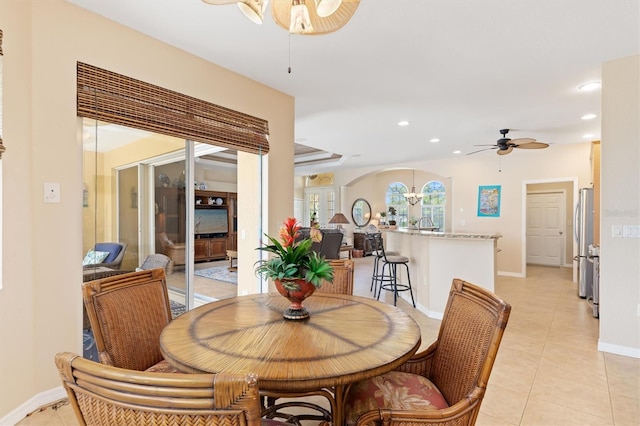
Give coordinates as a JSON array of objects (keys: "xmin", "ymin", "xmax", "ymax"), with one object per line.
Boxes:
[{"xmin": 477, "ymin": 185, "xmax": 501, "ymax": 217}]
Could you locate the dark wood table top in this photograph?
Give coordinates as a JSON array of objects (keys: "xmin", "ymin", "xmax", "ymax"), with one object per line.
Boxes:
[{"xmin": 160, "ymin": 293, "xmax": 422, "ymax": 393}]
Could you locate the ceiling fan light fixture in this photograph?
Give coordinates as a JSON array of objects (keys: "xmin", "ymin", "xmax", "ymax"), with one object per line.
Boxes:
[
  {"xmin": 289, "ymin": 0, "xmax": 314, "ymax": 34},
  {"xmin": 497, "ymin": 146, "xmax": 513, "ymax": 155},
  {"xmin": 272, "ymin": 0, "xmax": 360, "ymax": 35},
  {"xmin": 238, "ymin": 0, "xmax": 269, "ymax": 24},
  {"xmin": 314, "ymin": 0, "xmax": 342, "ymax": 17}
]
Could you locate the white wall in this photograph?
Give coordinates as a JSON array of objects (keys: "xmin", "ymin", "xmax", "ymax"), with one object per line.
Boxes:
[{"xmin": 599, "ymin": 55, "xmax": 640, "ymax": 357}]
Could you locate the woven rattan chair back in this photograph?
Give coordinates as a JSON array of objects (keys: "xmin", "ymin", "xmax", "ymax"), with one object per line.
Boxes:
[
  {"xmin": 430, "ymin": 278, "xmax": 511, "ymax": 409},
  {"xmin": 82, "ymin": 269, "xmax": 172, "ymax": 371},
  {"xmin": 316, "ymin": 259, "xmax": 354, "ymax": 295},
  {"xmin": 55, "ymin": 351, "xmax": 262, "ymax": 426}
]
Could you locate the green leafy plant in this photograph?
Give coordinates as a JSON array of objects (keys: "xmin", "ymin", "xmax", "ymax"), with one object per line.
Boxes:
[{"xmin": 255, "ymin": 217, "xmax": 334, "ymax": 291}]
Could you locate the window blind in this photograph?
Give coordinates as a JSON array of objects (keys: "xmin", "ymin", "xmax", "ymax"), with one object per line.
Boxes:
[{"xmin": 77, "ymin": 62, "xmax": 269, "ymax": 154}]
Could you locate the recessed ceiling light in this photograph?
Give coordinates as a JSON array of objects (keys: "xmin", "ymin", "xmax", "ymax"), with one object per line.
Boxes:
[
  {"xmin": 397, "ymin": 121, "xmax": 410, "ymax": 126},
  {"xmin": 453, "ymin": 150, "xmax": 462, "ymax": 154},
  {"xmin": 583, "ymin": 133, "xmax": 595, "ymax": 139},
  {"xmin": 581, "ymin": 113, "xmax": 597, "ymax": 120},
  {"xmin": 578, "ymin": 81, "xmax": 601, "ymax": 91},
  {"xmin": 429, "ymin": 138, "xmax": 440, "ymax": 143}
]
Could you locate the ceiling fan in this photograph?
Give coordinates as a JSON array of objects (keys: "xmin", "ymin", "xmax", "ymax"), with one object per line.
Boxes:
[{"xmin": 467, "ymin": 129, "xmax": 550, "ymax": 156}]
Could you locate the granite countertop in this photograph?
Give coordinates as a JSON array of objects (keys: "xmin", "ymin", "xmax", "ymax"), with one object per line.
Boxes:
[{"xmin": 385, "ymin": 228, "xmax": 502, "ymax": 240}]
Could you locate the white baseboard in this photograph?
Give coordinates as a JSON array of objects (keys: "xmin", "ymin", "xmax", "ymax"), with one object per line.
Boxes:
[
  {"xmin": 598, "ymin": 340, "xmax": 640, "ymax": 359},
  {"xmin": 426, "ymin": 309, "xmax": 444, "ymax": 320},
  {"xmin": 0, "ymin": 386, "xmax": 66, "ymax": 426}
]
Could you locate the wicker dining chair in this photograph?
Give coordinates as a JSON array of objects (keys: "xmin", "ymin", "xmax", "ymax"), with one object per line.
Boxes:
[
  {"xmin": 316, "ymin": 259, "xmax": 355, "ymax": 295},
  {"xmin": 344, "ymin": 278, "xmax": 511, "ymax": 426},
  {"xmin": 82, "ymin": 268, "xmax": 178, "ymax": 373},
  {"xmin": 55, "ymin": 351, "xmax": 264, "ymax": 426}
]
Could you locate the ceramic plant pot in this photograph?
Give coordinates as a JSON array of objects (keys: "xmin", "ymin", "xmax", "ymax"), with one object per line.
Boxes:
[{"xmin": 274, "ymin": 278, "xmax": 316, "ymax": 320}]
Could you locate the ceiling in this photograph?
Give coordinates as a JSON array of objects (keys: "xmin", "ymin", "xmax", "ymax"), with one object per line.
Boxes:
[{"xmin": 69, "ymin": 0, "xmax": 638, "ymax": 173}]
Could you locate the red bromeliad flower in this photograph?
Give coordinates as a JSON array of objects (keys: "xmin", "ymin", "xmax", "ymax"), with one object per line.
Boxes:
[{"xmin": 279, "ymin": 217, "xmax": 301, "ymax": 248}]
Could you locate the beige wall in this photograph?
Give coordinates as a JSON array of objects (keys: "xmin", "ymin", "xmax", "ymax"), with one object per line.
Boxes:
[
  {"xmin": 335, "ymin": 142, "xmax": 592, "ymax": 276},
  {"xmin": 599, "ymin": 55, "xmax": 640, "ymax": 355},
  {"xmin": 0, "ymin": 0, "xmax": 294, "ymax": 420}
]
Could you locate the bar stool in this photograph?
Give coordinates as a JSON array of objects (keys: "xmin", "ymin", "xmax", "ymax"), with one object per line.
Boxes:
[
  {"xmin": 369, "ymin": 232, "xmax": 397, "ymax": 294},
  {"xmin": 373, "ymin": 233, "xmax": 415, "ymax": 307}
]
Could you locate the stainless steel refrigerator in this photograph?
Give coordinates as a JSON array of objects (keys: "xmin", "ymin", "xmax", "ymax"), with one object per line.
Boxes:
[{"xmin": 574, "ymin": 188, "xmax": 594, "ymax": 299}]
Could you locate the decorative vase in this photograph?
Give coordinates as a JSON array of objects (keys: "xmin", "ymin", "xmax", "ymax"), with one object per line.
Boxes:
[{"xmin": 274, "ymin": 278, "xmax": 316, "ymax": 320}]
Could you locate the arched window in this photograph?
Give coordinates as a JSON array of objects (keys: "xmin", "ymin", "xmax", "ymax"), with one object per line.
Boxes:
[
  {"xmin": 385, "ymin": 182, "xmax": 408, "ymax": 227},
  {"xmin": 421, "ymin": 181, "xmax": 446, "ymax": 231}
]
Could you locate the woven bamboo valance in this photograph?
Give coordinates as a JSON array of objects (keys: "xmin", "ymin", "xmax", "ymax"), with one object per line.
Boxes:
[{"xmin": 77, "ymin": 62, "xmax": 269, "ymax": 154}]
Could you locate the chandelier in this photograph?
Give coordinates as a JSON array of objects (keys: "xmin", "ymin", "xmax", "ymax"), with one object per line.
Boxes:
[
  {"xmin": 203, "ymin": 0, "xmax": 361, "ymax": 35},
  {"xmin": 403, "ymin": 170, "xmax": 423, "ymax": 206}
]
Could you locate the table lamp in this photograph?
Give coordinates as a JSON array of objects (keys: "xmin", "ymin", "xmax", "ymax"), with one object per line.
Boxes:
[{"xmin": 329, "ymin": 213, "xmax": 350, "ymax": 235}]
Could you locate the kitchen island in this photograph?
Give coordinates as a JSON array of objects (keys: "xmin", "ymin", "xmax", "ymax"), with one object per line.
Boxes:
[{"xmin": 383, "ymin": 229, "xmax": 501, "ymax": 318}]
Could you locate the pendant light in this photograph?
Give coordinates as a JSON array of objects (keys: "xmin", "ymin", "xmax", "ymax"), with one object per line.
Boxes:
[{"xmin": 403, "ymin": 170, "xmax": 423, "ymax": 206}]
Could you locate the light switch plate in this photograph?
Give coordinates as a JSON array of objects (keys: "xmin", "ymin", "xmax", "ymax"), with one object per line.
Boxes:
[{"xmin": 44, "ymin": 182, "xmax": 61, "ymax": 203}]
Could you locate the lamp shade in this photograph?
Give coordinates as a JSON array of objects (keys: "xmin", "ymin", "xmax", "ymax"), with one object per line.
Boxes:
[
  {"xmin": 329, "ymin": 213, "xmax": 350, "ymax": 224},
  {"xmin": 238, "ymin": 0, "xmax": 269, "ymax": 24},
  {"xmin": 271, "ymin": 0, "xmax": 360, "ymax": 35},
  {"xmin": 315, "ymin": 0, "xmax": 342, "ymax": 17}
]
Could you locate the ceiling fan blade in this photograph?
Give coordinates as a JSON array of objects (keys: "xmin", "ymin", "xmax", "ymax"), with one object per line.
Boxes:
[
  {"xmin": 466, "ymin": 147, "xmax": 497, "ymax": 155},
  {"xmin": 514, "ymin": 141, "xmax": 549, "ymax": 149},
  {"xmin": 497, "ymin": 146, "xmax": 514, "ymax": 155},
  {"xmin": 473, "ymin": 144, "xmax": 499, "ymax": 147},
  {"xmin": 509, "ymin": 137, "xmax": 536, "ymax": 144}
]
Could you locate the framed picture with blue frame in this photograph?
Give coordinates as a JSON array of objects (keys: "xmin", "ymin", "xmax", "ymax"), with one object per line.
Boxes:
[{"xmin": 477, "ymin": 185, "xmax": 501, "ymax": 217}]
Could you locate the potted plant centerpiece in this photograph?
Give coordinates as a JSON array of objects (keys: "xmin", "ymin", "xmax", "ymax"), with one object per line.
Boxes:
[{"xmin": 255, "ymin": 217, "xmax": 334, "ymax": 320}]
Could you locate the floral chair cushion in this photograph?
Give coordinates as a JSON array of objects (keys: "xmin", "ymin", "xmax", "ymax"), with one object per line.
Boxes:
[{"xmin": 344, "ymin": 371, "xmax": 449, "ymax": 425}]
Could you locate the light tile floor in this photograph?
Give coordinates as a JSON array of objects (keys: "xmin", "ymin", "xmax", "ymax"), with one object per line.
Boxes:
[{"xmin": 17, "ymin": 258, "xmax": 640, "ymax": 425}]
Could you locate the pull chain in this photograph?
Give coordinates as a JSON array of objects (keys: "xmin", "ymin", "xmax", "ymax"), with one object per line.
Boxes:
[{"xmin": 288, "ymin": 34, "xmax": 292, "ymax": 74}]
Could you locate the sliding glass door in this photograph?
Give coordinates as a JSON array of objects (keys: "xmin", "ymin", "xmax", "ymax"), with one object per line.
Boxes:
[{"xmin": 82, "ymin": 119, "xmax": 264, "ymax": 310}]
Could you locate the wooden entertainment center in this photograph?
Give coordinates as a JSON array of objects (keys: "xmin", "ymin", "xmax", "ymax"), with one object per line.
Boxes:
[{"xmin": 156, "ymin": 188, "xmax": 237, "ymax": 263}]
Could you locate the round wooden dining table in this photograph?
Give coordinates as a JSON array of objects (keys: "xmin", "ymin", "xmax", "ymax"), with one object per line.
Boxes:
[{"xmin": 160, "ymin": 292, "xmax": 422, "ymax": 426}]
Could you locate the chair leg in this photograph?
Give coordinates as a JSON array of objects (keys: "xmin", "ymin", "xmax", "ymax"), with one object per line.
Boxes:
[
  {"xmin": 402, "ymin": 263, "xmax": 416, "ymax": 308},
  {"xmin": 391, "ymin": 263, "xmax": 399, "ymax": 306},
  {"xmin": 370, "ymin": 256, "xmax": 379, "ymax": 292},
  {"xmin": 376, "ymin": 261, "xmax": 389, "ymax": 301}
]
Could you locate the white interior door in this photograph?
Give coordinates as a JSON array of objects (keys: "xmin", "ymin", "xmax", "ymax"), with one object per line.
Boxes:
[{"xmin": 527, "ymin": 192, "xmax": 565, "ymax": 266}]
